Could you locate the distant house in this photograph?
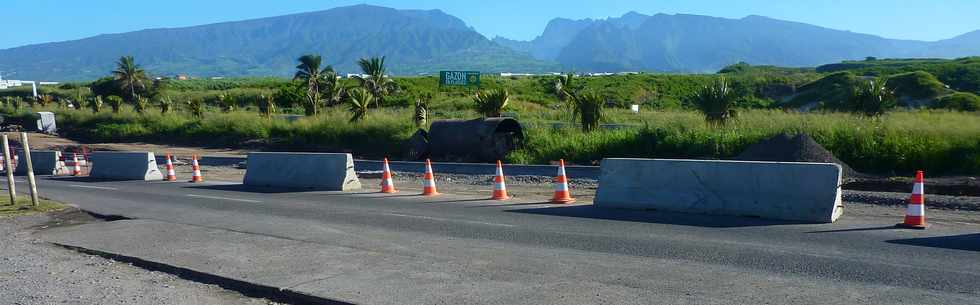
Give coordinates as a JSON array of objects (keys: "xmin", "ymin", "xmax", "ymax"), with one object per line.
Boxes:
[{"xmin": 176, "ymin": 74, "xmax": 189, "ymax": 80}]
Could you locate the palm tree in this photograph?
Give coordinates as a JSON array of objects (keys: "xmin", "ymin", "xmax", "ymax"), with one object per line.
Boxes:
[
  {"xmin": 414, "ymin": 92, "xmax": 432, "ymax": 128},
  {"xmin": 554, "ymin": 73, "xmax": 577, "ymax": 122},
  {"xmin": 158, "ymin": 97, "xmax": 174, "ymax": 114},
  {"xmin": 346, "ymin": 87, "xmax": 373, "ymax": 123},
  {"xmin": 293, "ymin": 54, "xmax": 334, "ymax": 116},
  {"xmin": 572, "ymin": 91, "xmax": 605, "ymax": 132},
  {"xmin": 105, "ymin": 95, "xmax": 124, "ymax": 113},
  {"xmin": 354, "ymin": 56, "xmax": 397, "ymax": 108},
  {"xmin": 322, "ymin": 69, "xmax": 345, "ymax": 107},
  {"xmin": 134, "ymin": 95, "xmax": 149, "ymax": 114},
  {"xmin": 849, "ymin": 78, "xmax": 896, "ymax": 118},
  {"xmin": 187, "ymin": 99, "xmax": 205, "ymax": 118},
  {"xmin": 88, "ymin": 96, "xmax": 104, "ymax": 113},
  {"xmin": 258, "ymin": 95, "xmax": 277, "ymax": 119},
  {"xmin": 554, "ymin": 73, "xmax": 576, "ymax": 102},
  {"xmin": 692, "ymin": 79, "xmax": 738, "ymax": 126},
  {"xmin": 112, "ymin": 56, "xmax": 148, "ymax": 102},
  {"xmin": 473, "ymin": 89, "xmax": 509, "ymax": 118}
]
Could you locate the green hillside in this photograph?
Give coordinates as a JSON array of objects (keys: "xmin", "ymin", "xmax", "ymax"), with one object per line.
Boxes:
[{"xmin": 816, "ymin": 57, "xmax": 980, "ymax": 94}]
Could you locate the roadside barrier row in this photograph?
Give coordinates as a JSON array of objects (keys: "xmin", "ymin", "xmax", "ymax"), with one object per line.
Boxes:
[{"xmin": 10, "ymin": 149, "xmax": 933, "ymax": 229}]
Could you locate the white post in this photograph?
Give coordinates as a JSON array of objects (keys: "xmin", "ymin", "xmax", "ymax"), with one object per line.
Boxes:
[
  {"xmin": 1, "ymin": 134, "xmax": 14, "ymax": 205},
  {"xmin": 20, "ymin": 133, "xmax": 39, "ymax": 207}
]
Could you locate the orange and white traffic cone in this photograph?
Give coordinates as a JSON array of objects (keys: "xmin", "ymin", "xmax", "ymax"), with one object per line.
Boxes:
[
  {"xmin": 421, "ymin": 159, "xmax": 439, "ymax": 196},
  {"xmin": 56, "ymin": 154, "xmax": 66, "ymax": 175},
  {"xmin": 72, "ymin": 153, "xmax": 82, "ymax": 176},
  {"xmin": 550, "ymin": 159, "xmax": 575, "ymax": 204},
  {"xmin": 189, "ymin": 155, "xmax": 203, "ymax": 183},
  {"xmin": 380, "ymin": 158, "xmax": 398, "ymax": 193},
  {"xmin": 897, "ymin": 170, "xmax": 928, "ymax": 229},
  {"xmin": 491, "ymin": 160, "xmax": 510, "ymax": 200},
  {"xmin": 164, "ymin": 154, "xmax": 177, "ymax": 181}
]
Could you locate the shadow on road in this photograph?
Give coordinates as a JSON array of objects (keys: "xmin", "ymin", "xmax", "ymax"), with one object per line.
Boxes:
[
  {"xmin": 507, "ymin": 205, "xmax": 808, "ymax": 228},
  {"xmin": 886, "ymin": 233, "xmax": 980, "ymax": 252}
]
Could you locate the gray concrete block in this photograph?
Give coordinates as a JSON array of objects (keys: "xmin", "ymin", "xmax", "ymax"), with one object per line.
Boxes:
[
  {"xmin": 244, "ymin": 152, "xmax": 361, "ymax": 191},
  {"xmin": 88, "ymin": 152, "xmax": 164, "ymax": 181},
  {"xmin": 15, "ymin": 150, "xmax": 61, "ymax": 175},
  {"xmin": 594, "ymin": 158, "xmax": 843, "ymax": 223}
]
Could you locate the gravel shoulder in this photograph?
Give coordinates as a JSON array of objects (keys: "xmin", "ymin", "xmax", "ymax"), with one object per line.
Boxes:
[{"xmin": 0, "ymin": 208, "xmax": 277, "ymax": 305}]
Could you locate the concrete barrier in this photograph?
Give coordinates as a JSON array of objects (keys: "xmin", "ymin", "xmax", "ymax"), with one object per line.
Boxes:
[
  {"xmin": 88, "ymin": 152, "xmax": 164, "ymax": 181},
  {"xmin": 15, "ymin": 150, "xmax": 62, "ymax": 175},
  {"xmin": 243, "ymin": 152, "xmax": 361, "ymax": 191},
  {"xmin": 594, "ymin": 158, "xmax": 844, "ymax": 223}
]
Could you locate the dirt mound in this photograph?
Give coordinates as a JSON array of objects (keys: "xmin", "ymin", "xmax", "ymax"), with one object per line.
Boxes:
[{"xmin": 735, "ymin": 133, "xmax": 860, "ymax": 178}]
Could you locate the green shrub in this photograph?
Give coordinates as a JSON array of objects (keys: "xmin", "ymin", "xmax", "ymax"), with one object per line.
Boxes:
[
  {"xmin": 692, "ymin": 79, "xmax": 738, "ymax": 125},
  {"xmin": 848, "ymin": 78, "xmax": 896, "ymax": 117},
  {"xmin": 473, "ymin": 89, "xmax": 509, "ymax": 117},
  {"xmin": 933, "ymin": 92, "xmax": 980, "ymax": 112},
  {"xmin": 885, "ymin": 71, "xmax": 947, "ymax": 100}
]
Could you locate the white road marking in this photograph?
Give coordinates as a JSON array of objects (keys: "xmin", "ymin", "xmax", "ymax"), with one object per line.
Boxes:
[
  {"xmin": 69, "ymin": 185, "xmax": 118, "ymax": 191},
  {"xmin": 186, "ymin": 194, "xmax": 261, "ymax": 203},
  {"xmin": 385, "ymin": 212, "xmax": 516, "ymax": 228}
]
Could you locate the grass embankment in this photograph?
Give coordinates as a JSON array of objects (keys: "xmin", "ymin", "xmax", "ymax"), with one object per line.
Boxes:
[
  {"xmin": 4, "ymin": 105, "xmax": 979, "ymax": 176},
  {"xmin": 0, "ymin": 197, "xmax": 68, "ymax": 217}
]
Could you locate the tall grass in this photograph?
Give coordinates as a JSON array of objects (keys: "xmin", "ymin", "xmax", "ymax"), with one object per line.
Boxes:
[
  {"xmin": 2, "ymin": 105, "xmax": 978, "ymax": 175},
  {"xmin": 510, "ymin": 109, "xmax": 980, "ymax": 175}
]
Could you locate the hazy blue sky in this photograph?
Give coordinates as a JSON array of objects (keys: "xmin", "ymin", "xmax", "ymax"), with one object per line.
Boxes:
[{"xmin": 2, "ymin": 0, "xmax": 979, "ymax": 49}]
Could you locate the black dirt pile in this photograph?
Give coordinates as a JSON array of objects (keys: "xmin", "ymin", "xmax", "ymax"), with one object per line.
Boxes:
[{"xmin": 734, "ymin": 133, "xmax": 861, "ymax": 178}]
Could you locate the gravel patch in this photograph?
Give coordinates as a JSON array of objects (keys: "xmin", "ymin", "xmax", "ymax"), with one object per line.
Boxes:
[
  {"xmin": 844, "ymin": 190, "xmax": 980, "ymax": 211},
  {"xmin": 0, "ymin": 209, "xmax": 280, "ymax": 305}
]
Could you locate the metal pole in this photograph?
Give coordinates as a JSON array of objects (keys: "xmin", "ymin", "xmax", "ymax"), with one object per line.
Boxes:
[
  {"xmin": 20, "ymin": 132, "xmax": 39, "ymax": 207},
  {"xmin": 1, "ymin": 134, "xmax": 14, "ymax": 205}
]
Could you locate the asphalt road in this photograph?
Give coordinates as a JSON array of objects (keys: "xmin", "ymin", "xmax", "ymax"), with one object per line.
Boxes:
[{"xmin": 6, "ymin": 176, "xmax": 980, "ymax": 304}]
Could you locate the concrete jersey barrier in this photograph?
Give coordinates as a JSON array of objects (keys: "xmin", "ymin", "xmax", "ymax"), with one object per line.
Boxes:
[
  {"xmin": 594, "ymin": 158, "xmax": 844, "ymax": 223},
  {"xmin": 88, "ymin": 152, "xmax": 164, "ymax": 181},
  {"xmin": 243, "ymin": 152, "xmax": 361, "ymax": 191},
  {"xmin": 15, "ymin": 150, "xmax": 62, "ymax": 175}
]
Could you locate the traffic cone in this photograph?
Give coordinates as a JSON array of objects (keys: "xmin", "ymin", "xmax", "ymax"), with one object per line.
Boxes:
[
  {"xmin": 164, "ymin": 154, "xmax": 177, "ymax": 181},
  {"xmin": 189, "ymin": 155, "xmax": 203, "ymax": 183},
  {"xmin": 380, "ymin": 158, "xmax": 397, "ymax": 193},
  {"xmin": 56, "ymin": 154, "xmax": 66, "ymax": 175},
  {"xmin": 491, "ymin": 160, "xmax": 510, "ymax": 200},
  {"xmin": 550, "ymin": 159, "xmax": 575, "ymax": 204},
  {"xmin": 72, "ymin": 153, "xmax": 82, "ymax": 176},
  {"xmin": 421, "ymin": 159, "xmax": 439, "ymax": 196},
  {"xmin": 897, "ymin": 170, "xmax": 928, "ymax": 229}
]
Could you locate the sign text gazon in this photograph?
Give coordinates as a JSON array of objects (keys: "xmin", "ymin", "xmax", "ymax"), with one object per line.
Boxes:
[{"xmin": 439, "ymin": 71, "xmax": 480, "ymax": 87}]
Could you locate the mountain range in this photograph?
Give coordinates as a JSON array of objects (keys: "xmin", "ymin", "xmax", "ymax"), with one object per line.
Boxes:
[
  {"xmin": 0, "ymin": 5, "xmax": 558, "ymax": 81},
  {"xmin": 2, "ymin": 4, "xmax": 979, "ymax": 81},
  {"xmin": 495, "ymin": 12, "xmax": 980, "ymax": 73}
]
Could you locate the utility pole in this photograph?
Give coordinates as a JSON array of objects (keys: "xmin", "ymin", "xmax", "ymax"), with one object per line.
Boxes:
[
  {"xmin": 20, "ymin": 133, "xmax": 39, "ymax": 207},
  {"xmin": 1, "ymin": 134, "xmax": 14, "ymax": 205}
]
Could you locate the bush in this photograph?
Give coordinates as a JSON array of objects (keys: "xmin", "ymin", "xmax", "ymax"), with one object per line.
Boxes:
[
  {"xmin": 885, "ymin": 71, "xmax": 947, "ymax": 100},
  {"xmin": 933, "ymin": 92, "xmax": 980, "ymax": 111}
]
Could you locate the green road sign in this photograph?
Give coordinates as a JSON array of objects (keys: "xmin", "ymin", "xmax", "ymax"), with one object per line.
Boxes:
[{"xmin": 439, "ymin": 71, "xmax": 480, "ymax": 87}]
